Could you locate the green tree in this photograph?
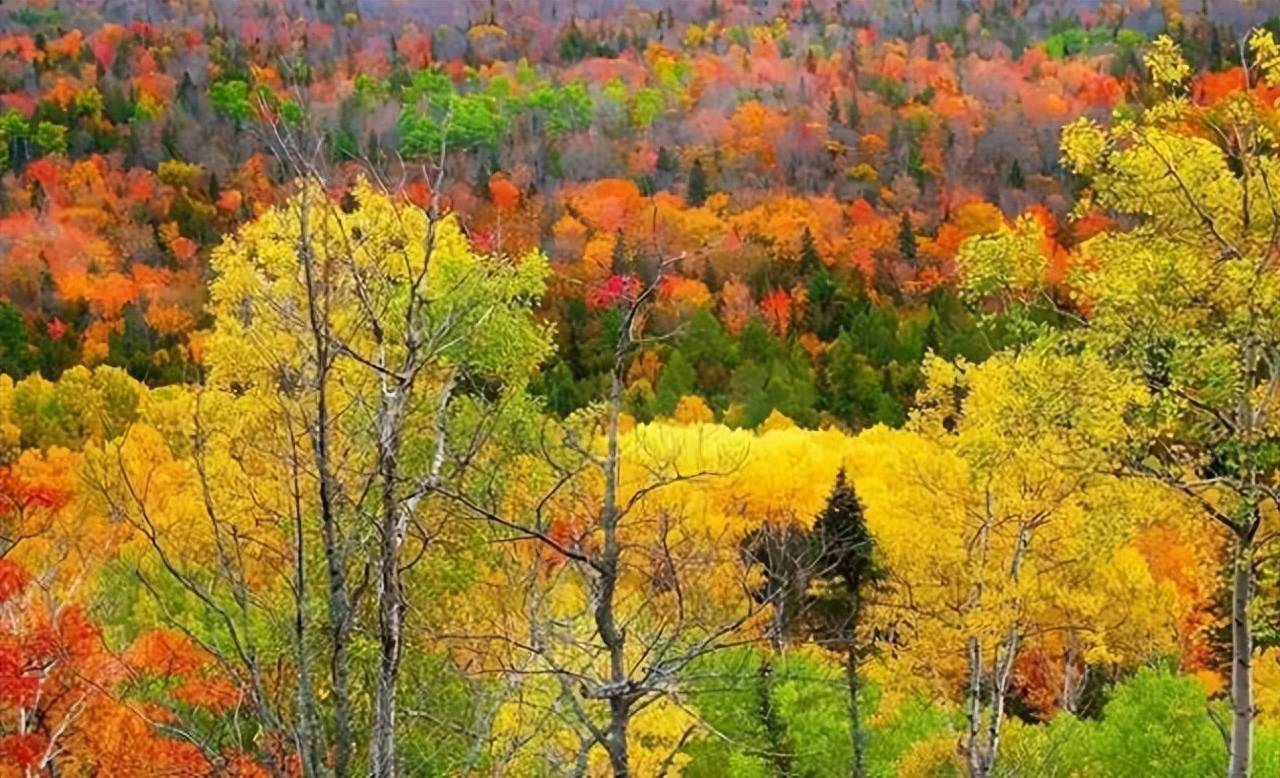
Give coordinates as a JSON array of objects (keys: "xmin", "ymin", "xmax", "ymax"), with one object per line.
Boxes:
[
  {"xmin": 653, "ymin": 349, "xmax": 696, "ymax": 416},
  {"xmin": 810, "ymin": 469, "xmax": 884, "ymax": 778},
  {"xmin": 897, "ymin": 212, "xmax": 917, "ymax": 264},
  {"xmin": 209, "ymin": 79, "xmax": 252, "ymax": 124},
  {"xmin": 0, "ymin": 304, "xmax": 32, "ymax": 378},
  {"xmin": 688, "ymin": 158, "xmax": 709, "ymax": 206}
]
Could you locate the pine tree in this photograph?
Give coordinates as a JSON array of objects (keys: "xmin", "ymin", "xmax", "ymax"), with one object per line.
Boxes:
[
  {"xmin": 656, "ymin": 145, "xmax": 678, "ymax": 174},
  {"xmin": 810, "ymin": 469, "xmax": 882, "ymax": 778},
  {"xmin": 1008, "ymin": 158, "xmax": 1025, "ymax": 189},
  {"xmin": 611, "ymin": 229, "xmax": 630, "ymax": 274},
  {"xmin": 655, "ymin": 145, "xmax": 678, "ymax": 191},
  {"xmin": 687, "ymin": 158, "xmax": 709, "ymax": 206},
  {"xmin": 799, "ymin": 226, "xmax": 822, "ymax": 272},
  {"xmin": 897, "ymin": 212, "xmax": 917, "ymax": 264},
  {"xmin": 0, "ymin": 303, "xmax": 32, "ymax": 378}
]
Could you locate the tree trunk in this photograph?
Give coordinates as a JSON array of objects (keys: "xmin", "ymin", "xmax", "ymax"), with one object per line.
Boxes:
[
  {"xmin": 1229, "ymin": 537, "xmax": 1254, "ymax": 778},
  {"xmin": 965, "ymin": 637, "xmax": 986, "ymax": 778},
  {"xmin": 596, "ymin": 359, "xmax": 630, "ymax": 777},
  {"xmin": 370, "ymin": 516, "xmax": 403, "ymax": 777},
  {"xmin": 296, "ymin": 185, "xmax": 354, "ymax": 778},
  {"xmin": 847, "ymin": 596, "xmax": 866, "ymax": 778},
  {"xmin": 965, "ymin": 630, "xmax": 1018, "ymax": 778},
  {"xmin": 371, "ymin": 390, "xmax": 409, "ymax": 778},
  {"xmin": 757, "ymin": 657, "xmax": 793, "ymax": 777},
  {"xmin": 290, "ymin": 470, "xmax": 325, "ymax": 778},
  {"xmin": 318, "ymin": 434, "xmax": 354, "ymax": 778},
  {"xmin": 606, "ymin": 703, "xmax": 630, "ymax": 778}
]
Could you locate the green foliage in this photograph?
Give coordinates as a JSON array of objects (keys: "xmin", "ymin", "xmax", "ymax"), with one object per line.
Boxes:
[
  {"xmin": 728, "ymin": 318, "xmax": 818, "ymax": 427},
  {"xmin": 997, "ymin": 667, "xmax": 1280, "ymax": 777},
  {"xmin": 631, "ymin": 87, "xmax": 664, "ymax": 128},
  {"xmin": 9, "ymin": 366, "xmax": 143, "ymax": 449},
  {"xmin": 652, "ymin": 349, "xmax": 696, "ymax": 416},
  {"xmin": 1043, "ymin": 24, "xmax": 1141, "ymax": 60},
  {"xmin": 687, "ymin": 158, "xmax": 708, "ymax": 206},
  {"xmin": 682, "ymin": 648, "xmax": 953, "ymax": 777},
  {"xmin": 209, "ymin": 79, "xmax": 252, "ymax": 123},
  {"xmin": 398, "ymin": 68, "xmax": 593, "ymax": 155},
  {"xmin": 0, "ymin": 303, "xmax": 33, "ymax": 378}
]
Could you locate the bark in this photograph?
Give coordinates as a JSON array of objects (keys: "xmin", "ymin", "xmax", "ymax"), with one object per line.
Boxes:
[
  {"xmin": 1229, "ymin": 538, "xmax": 1255, "ymax": 778},
  {"xmin": 370, "ymin": 531, "xmax": 403, "ymax": 777},
  {"xmin": 370, "ymin": 388, "xmax": 408, "ymax": 778},
  {"xmin": 965, "ymin": 637, "xmax": 986, "ymax": 778},
  {"xmin": 290, "ymin": 442, "xmax": 325, "ymax": 778},
  {"xmin": 847, "ymin": 595, "xmax": 866, "ymax": 778},
  {"xmin": 318, "ymin": 466, "xmax": 355, "ymax": 778},
  {"xmin": 298, "ymin": 192, "xmax": 355, "ymax": 778},
  {"xmin": 597, "ymin": 364, "xmax": 631, "ymax": 778},
  {"xmin": 965, "ymin": 523, "xmax": 1031, "ymax": 778},
  {"xmin": 757, "ymin": 657, "xmax": 793, "ymax": 777}
]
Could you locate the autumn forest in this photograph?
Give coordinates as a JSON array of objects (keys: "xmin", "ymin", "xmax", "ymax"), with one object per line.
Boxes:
[{"xmin": 3, "ymin": 0, "xmax": 1280, "ymax": 776}]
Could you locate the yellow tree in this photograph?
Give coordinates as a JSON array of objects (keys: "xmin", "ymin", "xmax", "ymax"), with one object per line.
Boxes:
[
  {"xmin": 435, "ymin": 246, "xmax": 767, "ymax": 775},
  {"xmin": 961, "ymin": 31, "xmax": 1280, "ymax": 777},
  {"xmin": 845, "ymin": 352, "xmax": 1182, "ymax": 778},
  {"xmin": 88, "ymin": 180, "xmax": 552, "ymax": 777}
]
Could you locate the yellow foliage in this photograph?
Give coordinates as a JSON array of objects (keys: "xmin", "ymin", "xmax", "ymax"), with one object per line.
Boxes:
[{"xmin": 671, "ymin": 395, "xmax": 714, "ymax": 424}]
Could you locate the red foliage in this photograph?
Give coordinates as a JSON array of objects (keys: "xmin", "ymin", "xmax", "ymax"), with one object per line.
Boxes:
[
  {"xmin": 590, "ymin": 274, "xmax": 642, "ymax": 308},
  {"xmin": 0, "ymin": 732, "xmax": 46, "ymax": 769},
  {"xmin": 489, "ymin": 175, "xmax": 521, "ymax": 212},
  {"xmin": 760, "ymin": 289, "xmax": 793, "ymax": 337},
  {"xmin": 0, "ymin": 562, "xmax": 28, "ymax": 605}
]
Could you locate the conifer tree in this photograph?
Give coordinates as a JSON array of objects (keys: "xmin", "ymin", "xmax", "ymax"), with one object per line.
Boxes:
[{"xmin": 810, "ymin": 469, "xmax": 882, "ymax": 778}]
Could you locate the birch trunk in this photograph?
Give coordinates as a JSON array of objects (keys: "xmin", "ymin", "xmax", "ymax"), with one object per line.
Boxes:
[{"xmin": 1229, "ymin": 538, "xmax": 1254, "ymax": 778}]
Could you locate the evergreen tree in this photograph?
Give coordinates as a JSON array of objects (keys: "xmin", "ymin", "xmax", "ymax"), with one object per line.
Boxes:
[
  {"xmin": 558, "ymin": 23, "xmax": 593, "ymax": 63},
  {"xmin": 653, "ymin": 350, "xmax": 696, "ymax": 416},
  {"xmin": 687, "ymin": 158, "xmax": 709, "ymax": 206},
  {"xmin": 804, "ymin": 265, "xmax": 842, "ymax": 340},
  {"xmin": 810, "ymin": 470, "xmax": 883, "ymax": 778},
  {"xmin": 897, "ymin": 212, "xmax": 917, "ymax": 264},
  {"xmin": 0, "ymin": 303, "xmax": 32, "ymax": 378},
  {"xmin": 655, "ymin": 145, "xmax": 678, "ymax": 190},
  {"xmin": 1008, "ymin": 158, "xmax": 1025, "ymax": 189},
  {"xmin": 611, "ymin": 230, "xmax": 630, "ymax": 275},
  {"xmin": 741, "ymin": 525, "xmax": 811, "ymax": 777},
  {"xmin": 656, "ymin": 146, "xmax": 678, "ymax": 174},
  {"xmin": 799, "ymin": 226, "xmax": 822, "ymax": 272}
]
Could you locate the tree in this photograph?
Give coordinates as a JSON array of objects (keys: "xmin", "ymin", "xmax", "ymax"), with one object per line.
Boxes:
[
  {"xmin": 854, "ymin": 353, "xmax": 1182, "ymax": 778},
  {"xmin": 687, "ymin": 159, "xmax": 709, "ymax": 207},
  {"xmin": 810, "ymin": 469, "xmax": 883, "ymax": 778},
  {"xmin": 91, "ymin": 164, "xmax": 552, "ymax": 777},
  {"xmin": 1007, "ymin": 158, "xmax": 1024, "ymax": 189},
  {"xmin": 962, "ymin": 31, "xmax": 1280, "ymax": 777},
  {"xmin": 0, "ymin": 304, "xmax": 31, "ymax": 379},
  {"xmin": 897, "ymin": 213, "xmax": 917, "ymax": 265},
  {"xmin": 442, "ymin": 257, "xmax": 759, "ymax": 776}
]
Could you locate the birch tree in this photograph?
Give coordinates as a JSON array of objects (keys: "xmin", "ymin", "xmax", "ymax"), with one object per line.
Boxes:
[{"xmin": 960, "ymin": 30, "xmax": 1280, "ymax": 777}]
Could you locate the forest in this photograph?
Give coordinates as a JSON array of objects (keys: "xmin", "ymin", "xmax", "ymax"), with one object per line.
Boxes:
[{"xmin": 1, "ymin": 0, "xmax": 1280, "ymax": 775}]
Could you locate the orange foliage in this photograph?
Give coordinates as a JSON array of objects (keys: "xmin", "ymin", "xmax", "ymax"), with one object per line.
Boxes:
[
  {"xmin": 489, "ymin": 175, "xmax": 521, "ymax": 212},
  {"xmin": 760, "ymin": 288, "xmax": 792, "ymax": 337},
  {"xmin": 0, "ymin": 561, "xmax": 213, "ymax": 777}
]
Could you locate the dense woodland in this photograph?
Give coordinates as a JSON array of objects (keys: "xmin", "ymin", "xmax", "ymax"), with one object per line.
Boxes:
[{"xmin": 2, "ymin": 0, "xmax": 1280, "ymax": 776}]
